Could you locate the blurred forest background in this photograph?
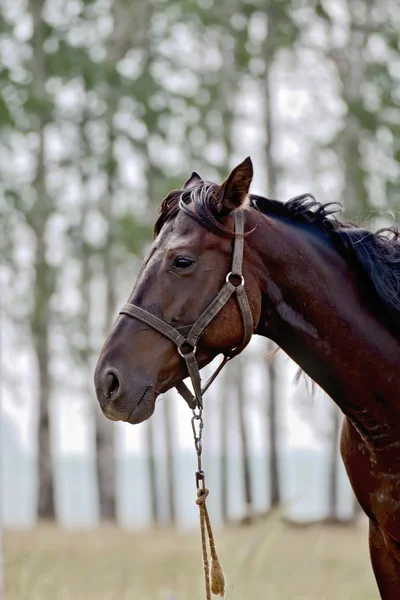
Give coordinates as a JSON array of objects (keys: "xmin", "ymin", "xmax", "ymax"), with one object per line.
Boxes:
[{"xmin": 1, "ymin": 0, "xmax": 399, "ymax": 597}]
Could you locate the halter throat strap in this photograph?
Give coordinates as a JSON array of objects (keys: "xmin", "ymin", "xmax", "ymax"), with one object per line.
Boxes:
[{"xmin": 119, "ymin": 210, "xmax": 253, "ymax": 410}]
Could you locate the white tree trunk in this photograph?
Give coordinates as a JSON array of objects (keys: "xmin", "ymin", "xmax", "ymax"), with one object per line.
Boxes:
[{"xmin": 29, "ymin": 0, "xmax": 55, "ymax": 519}]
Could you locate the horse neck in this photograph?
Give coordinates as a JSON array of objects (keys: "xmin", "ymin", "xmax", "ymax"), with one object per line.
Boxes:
[{"xmin": 249, "ymin": 211, "xmax": 400, "ymax": 456}]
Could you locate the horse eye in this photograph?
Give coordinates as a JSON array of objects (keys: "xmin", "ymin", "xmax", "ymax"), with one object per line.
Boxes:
[{"xmin": 174, "ymin": 257, "xmax": 195, "ymax": 269}]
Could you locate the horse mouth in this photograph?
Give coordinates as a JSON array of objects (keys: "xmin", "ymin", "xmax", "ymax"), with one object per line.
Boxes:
[{"xmin": 124, "ymin": 385, "xmax": 158, "ymax": 424}]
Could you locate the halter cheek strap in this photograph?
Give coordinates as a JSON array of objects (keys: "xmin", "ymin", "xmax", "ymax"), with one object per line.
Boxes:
[{"xmin": 119, "ymin": 210, "xmax": 253, "ymax": 410}]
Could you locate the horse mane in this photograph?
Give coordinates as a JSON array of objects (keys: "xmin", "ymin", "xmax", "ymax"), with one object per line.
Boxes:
[
  {"xmin": 254, "ymin": 193, "xmax": 400, "ymax": 329},
  {"xmin": 155, "ymin": 184, "xmax": 400, "ymax": 329}
]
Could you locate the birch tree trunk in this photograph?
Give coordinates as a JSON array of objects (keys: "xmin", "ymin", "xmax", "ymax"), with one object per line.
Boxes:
[
  {"xmin": 266, "ymin": 343, "xmax": 280, "ymax": 508},
  {"xmin": 164, "ymin": 396, "xmax": 176, "ymax": 525},
  {"xmin": 93, "ymin": 0, "xmax": 132, "ymax": 521},
  {"xmin": 234, "ymin": 358, "xmax": 253, "ymax": 521},
  {"xmin": 146, "ymin": 417, "xmax": 160, "ymax": 524},
  {"xmin": 93, "ymin": 0, "xmax": 154, "ymax": 522},
  {"xmin": 262, "ymin": 10, "xmax": 281, "ymax": 508},
  {"xmin": 219, "ymin": 368, "xmax": 230, "ymax": 523},
  {"xmin": 326, "ymin": 0, "xmax": 374, "ymax": 217},
  {"xmin": 30, "ymin": 0, "xmax": 55, "ymax": 519},
  {"xmin": 327, "ymin": 405, "xmax": 341, "ymax": 523}
]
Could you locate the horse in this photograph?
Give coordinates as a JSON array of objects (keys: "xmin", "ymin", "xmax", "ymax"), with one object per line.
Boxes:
[{"xmin": 94, "ymin": 157, "xmax": 400, "ymax": 598}]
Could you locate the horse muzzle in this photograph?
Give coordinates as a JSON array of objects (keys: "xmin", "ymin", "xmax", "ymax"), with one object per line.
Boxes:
[{"xmin": 94, "ymin": 364, "xmax": 158, "ymax": 424}]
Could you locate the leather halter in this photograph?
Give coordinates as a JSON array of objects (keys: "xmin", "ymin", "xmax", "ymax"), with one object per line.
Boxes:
[{"xmin": 119, "ymin": 210, "xmax": 253, "ymax": 410}]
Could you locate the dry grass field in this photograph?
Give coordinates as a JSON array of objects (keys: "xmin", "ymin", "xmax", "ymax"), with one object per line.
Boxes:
[{"xmin": 4, "ymin": 518, "xmax": 377, "ymax": 599}]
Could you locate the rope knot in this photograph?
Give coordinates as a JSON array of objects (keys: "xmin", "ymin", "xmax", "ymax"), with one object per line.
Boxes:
[{"xmin": 196, "ymin": 488, "xmax": 210, "ymax": 505}]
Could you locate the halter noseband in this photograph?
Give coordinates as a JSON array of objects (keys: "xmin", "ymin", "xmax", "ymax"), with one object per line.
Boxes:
[{"xmin": 119, "ymin": 210, "xmax": 253, "ymax": 410}]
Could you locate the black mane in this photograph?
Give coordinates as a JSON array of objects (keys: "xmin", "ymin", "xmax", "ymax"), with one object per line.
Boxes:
[{"xmin": 156, "ymin": 185, "xmax": 400, "ymax": 329}]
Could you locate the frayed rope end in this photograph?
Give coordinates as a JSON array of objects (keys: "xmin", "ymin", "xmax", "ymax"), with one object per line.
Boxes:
[{"xmin": 211, "ymin": 558, "xmax": 225, "ymax": 597}]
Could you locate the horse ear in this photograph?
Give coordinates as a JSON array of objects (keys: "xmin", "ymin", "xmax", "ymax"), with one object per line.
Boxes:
[
  {"xmin": 183, "ymin": 171, "xmax": 203, "ymax": 189},
  {"xmin": 216, "ymin": 157, "xmax": 253, "ymax": 215}
]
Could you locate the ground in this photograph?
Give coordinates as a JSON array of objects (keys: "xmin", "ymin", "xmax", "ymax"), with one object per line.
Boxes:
[{"xmin": 5, "ymin": 518, "xmax": 377, "ymax": 599}]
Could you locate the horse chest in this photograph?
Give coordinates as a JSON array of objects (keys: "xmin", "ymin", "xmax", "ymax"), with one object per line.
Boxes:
[{"xmin": 342, "ymin": 418, "xmax": 400, "ymax": 541}]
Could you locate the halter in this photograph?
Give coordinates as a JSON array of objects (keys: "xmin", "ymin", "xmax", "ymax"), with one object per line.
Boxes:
[{"xmin": 119, "ymin": 210, "xmax": 253, "ymax": 411}]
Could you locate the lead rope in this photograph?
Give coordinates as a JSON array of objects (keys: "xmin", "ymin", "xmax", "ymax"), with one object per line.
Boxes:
[{"xmin": 192, "ymin": 407, "xmax": 225, "ymax": 598}]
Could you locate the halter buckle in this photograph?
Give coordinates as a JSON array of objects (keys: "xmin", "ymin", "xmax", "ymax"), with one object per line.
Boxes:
[
  {"xmin": 178, "ymin": 342, "xmax": 197, "ymax": 358},
  {"xmin": 226, "ymin": 271, "xmax": 245, "ymax": 286}
]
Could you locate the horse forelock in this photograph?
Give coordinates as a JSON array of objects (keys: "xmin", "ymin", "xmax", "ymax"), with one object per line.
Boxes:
[{"xmin": 154, "ymin": 182, "xmax": 236, "ymax": 238}]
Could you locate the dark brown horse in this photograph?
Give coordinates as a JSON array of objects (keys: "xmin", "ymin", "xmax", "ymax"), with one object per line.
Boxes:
[{"xmin": 95, "ymin": 157, "xmax": 400, "ymax": 598}]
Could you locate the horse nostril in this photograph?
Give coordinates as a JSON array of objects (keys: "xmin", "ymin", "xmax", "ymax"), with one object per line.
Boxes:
[{"xmin": 106, "ymin": 370, "xmax": 120, "ymax": 401}]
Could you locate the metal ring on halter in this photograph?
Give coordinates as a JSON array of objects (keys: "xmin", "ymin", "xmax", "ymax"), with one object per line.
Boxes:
[
  {"xmin": 226, "ymin": 271, "xmax": 245, "ymax": 286},
  {"xmin": 178, "ymin": 343, "xmax": 197, "ymax": 358}
]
